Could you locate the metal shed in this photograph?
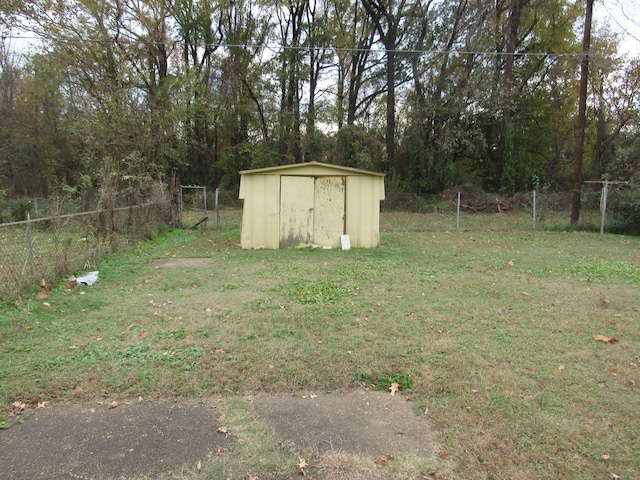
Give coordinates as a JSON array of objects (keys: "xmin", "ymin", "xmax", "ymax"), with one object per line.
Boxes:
[{"xmin": 238, "ymin": 161, "xmax": 385, "ymax": 249}]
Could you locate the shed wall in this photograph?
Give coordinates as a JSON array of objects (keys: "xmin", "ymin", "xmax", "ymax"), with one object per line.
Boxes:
[
  {"xmin": 345, "ymin": 176, "xmax": 384, "ymax": 248},
  {"xmin": 240, "ymin": 174, "xmax": 280, "ymax": 249}
]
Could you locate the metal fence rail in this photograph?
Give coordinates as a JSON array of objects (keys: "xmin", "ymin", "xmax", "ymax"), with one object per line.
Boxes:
[{"xmin": 0, "ymin": 201, "xmax": 172, "ymax": 301}]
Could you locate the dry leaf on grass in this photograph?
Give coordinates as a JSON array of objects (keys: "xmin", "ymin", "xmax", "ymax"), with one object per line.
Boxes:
[
  {"xmin": 374, "ymin": 454, "xmax": 394, "ymax": 467},
  {"xmin": 108, "ymin": 401, "xmax": 118, "ymax": 409},
  {"xmin": 11, "ymin": 401, "xmax": 26, "ymax": 414},
  {"xmin": 593, "ymin": 335, "xmax": 618, "ymax": 343},
  {"xmin": 217, "ymin": 426, "xmax": 228, "ymax": 433},
  {"xmin": 389, "ymin": 382, "xmax": 399, "ymax": 395},
  {"xmin": 298, "ymin": 457, "xmax": 308, "ymax": 476}
]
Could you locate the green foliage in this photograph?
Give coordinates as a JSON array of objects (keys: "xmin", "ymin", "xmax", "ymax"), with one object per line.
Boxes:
[
  {"xmin": 8, "ymin": 198, "xmax": 33, "ymax": 222},
  {"xmin": 608, "ymin": 185, "xmax": 640, "ymax": 235},
  {"xmin": 1, "ymin": 0, "xmax": 635, "ymax": 205}
]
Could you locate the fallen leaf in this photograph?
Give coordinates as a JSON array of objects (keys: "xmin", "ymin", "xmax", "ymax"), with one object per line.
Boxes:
[
  {"xmin": 593, "ymin": 335, "xmax": 618, "ymax": 343},
  {"xmin": 611, "ymin": 474, "xmax": 621, "ymax": 479},
  {"xmin": 249, "ymin": 474, "xmax": 259, "ymax": 480},
  {"xmin": 108, "ymin": 401, "xmax": 118, "ymax": 409},
  {"xmin": 42, "ymin": 302, "xmax": 51, "ymax": 307},
  {"xmin": 389, "ymin": 383, "xmax": 399, "ymax": 395},
  {"xmin": 602, "ymin": 454, "xmax": 611, "ymax": 460},
  {"xmin": 374, "ymin": 454, "xmax": 394, "ymax": 467},
  {"xmin": 37, "ymin": 291, "xmax": 48, "ymax": 299},
  {"xmin": 600, "ymin": 296, "xmax": 610, "ymax": 304},
  {"xmin": 196, "ymin": 460, "xmax": 202, "ymax": 470},
  {"xmin": 557, "ymin": 365, "xmax": 565, "ymax": 373},
  {"xmin": 11, "ymin": 401, "xmax": 26, "ymax": 414},
  {"xmin": 40, "ymin": 278, "xmax": 51, "ymax": 291},
  {"xmin": 217, "ymin": 426, "xmax": 228, "ymax": 433},
  {"xmin": 298, "ymin": 457, "xmax": 308, "ymax": 476}
]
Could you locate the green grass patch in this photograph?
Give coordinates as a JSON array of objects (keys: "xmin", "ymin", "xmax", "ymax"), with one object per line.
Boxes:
[{"xmin": 1, "ymin": 214, "xmax": 639, "ymax": 479}]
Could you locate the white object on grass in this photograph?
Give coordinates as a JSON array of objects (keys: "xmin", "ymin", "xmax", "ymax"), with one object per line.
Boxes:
[{"xmin": 76, "ymin": 271, "xmax": 99, "ymax": 286}]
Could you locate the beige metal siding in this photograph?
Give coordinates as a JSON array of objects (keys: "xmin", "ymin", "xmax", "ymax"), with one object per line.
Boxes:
[
  {"xmin": 346, "ymin": 176, "xmax": 384, "ymax": 248},
  {"xmin": 240, "ymin": 174, "xmax": 280, "ymax": 249}
]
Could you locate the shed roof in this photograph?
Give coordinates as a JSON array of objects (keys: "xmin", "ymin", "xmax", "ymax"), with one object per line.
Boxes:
[{"xmin": 239, "ymin": 161, "xmax": 384, "ymax": 177}]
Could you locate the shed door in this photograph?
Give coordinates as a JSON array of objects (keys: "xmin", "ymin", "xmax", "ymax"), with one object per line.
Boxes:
[
  {"xmin": 280, "ymin": 176, "xmax": 314, "ymax": 248},
  {"xmin": 279, "ymin": 176, "xmax": 345, "ymax": 248},
  {"xmin": 313, "ymin": 176, "xmax": 345, "ymax": 248}
]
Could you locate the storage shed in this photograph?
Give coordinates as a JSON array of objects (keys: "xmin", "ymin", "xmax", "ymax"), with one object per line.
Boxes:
[{"xmin": 239, "ymin": 162, "xmax": 385, "ymax": 249}]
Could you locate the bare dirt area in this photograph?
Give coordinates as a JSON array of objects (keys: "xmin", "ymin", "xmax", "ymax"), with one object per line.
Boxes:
[
  {"xmin": 152, "ymin": 258, "xmax": 214, "ymax": 268},
  {"xmin": 0, "ymin": 390, "xmax": 441, "ymax": 480}
]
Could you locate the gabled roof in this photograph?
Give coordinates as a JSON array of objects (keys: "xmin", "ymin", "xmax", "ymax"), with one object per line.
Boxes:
[{"xmin": 239, "ymin": 161, "xmax": 384, "ymax": 177}]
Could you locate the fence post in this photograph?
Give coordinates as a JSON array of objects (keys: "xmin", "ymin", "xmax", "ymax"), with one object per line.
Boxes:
[
  {"xmin": 178, "ymin": 186, "xmax": 183, "ymax": 228},
  {"xmin": 533, "ymin": 190, "xmax": 537, "ymax": 230},
  {"xmin": 215, "ymin": 188, "xmax": 219, "ymax": 229},
  {"xmin": 456, "ymin": 192, "xmax": 461, "ymax": 230},
  {"xmin": 599, "ymin": 181, "xmax": 608, "ymax": 241},
  {"xmin": 26, "ymin": 213, "xmax": 35, "ymax": 280}
]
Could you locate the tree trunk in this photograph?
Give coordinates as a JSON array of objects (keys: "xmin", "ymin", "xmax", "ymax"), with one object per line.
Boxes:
[{"xmin": 571, "ymin": 0, "xmax": 594, "ymax": 225}]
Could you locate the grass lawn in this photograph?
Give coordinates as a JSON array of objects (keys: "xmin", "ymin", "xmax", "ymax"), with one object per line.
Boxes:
[{"xmin": 1, "ymin": 211, "xmax": 639, "ymax": 479}]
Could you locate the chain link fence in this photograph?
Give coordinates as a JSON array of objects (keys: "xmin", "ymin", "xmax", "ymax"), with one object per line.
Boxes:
[
  {"xmin": 379, "ymin": 183, "xmax": 636, "ymax": 232},
  {"xmin": 3, "ymin": 182, "xmax": 634, "ymax": 300},
  {"xmin": 0, "ymin": 195, "xmax": 174, "ymax": 301}
]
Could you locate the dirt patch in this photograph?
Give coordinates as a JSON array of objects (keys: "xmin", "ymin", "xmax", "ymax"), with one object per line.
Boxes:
[{"xmin": 152, "ymin": 257, "xmax": 213, "ymax": 268}]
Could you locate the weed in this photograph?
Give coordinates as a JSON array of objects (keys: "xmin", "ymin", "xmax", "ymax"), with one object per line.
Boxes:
[
  {"xmin": 355, "ymin": 370, "xmax": 415, "ymax": 391},
  {"xmin": 288, "ymin": 278, "xmax": 356, "ymax": 304},
  {"xmin": 156, "ymin": 327, "xmax": 188, "ymax": 340}
]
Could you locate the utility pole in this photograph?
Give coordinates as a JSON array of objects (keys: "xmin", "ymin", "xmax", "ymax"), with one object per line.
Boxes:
[{"xmin": 571, "ymin": 0, "xmax": 594, "ymax": 225}]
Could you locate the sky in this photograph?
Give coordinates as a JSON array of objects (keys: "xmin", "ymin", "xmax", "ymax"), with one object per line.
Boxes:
[{"xmin": 594, "ymin": 0, "xmax": 640, "ymax": 57}]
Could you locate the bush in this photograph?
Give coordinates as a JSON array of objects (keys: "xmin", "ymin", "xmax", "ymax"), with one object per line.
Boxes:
[
  {"xmin": 609, "ymin": 185, "xmax": 640, "ymax": 235},
  {"xmin": 8, "ymin": 198, "xmax": 33, "ymax": 222}
]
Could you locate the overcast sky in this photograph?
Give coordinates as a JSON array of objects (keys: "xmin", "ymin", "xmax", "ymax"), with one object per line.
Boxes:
[{"xmin": 594, "ymin": 0, "xmax": 640, "ymax": 57}]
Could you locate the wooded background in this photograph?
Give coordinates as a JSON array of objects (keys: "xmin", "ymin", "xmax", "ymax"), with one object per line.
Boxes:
[{"xmin": 1, "ymin": 1, "xmax": 639, "ymax": 218}]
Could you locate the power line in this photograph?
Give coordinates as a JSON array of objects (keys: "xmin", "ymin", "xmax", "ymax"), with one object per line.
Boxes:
[{"xmin": 2, "ymin": 34, "xmax": 590, "ymax": 59}]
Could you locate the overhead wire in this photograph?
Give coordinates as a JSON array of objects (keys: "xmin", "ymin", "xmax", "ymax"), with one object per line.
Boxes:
[{"xmin": 2, "ymin": 33, "xmax": 591, "ymax": 59}]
